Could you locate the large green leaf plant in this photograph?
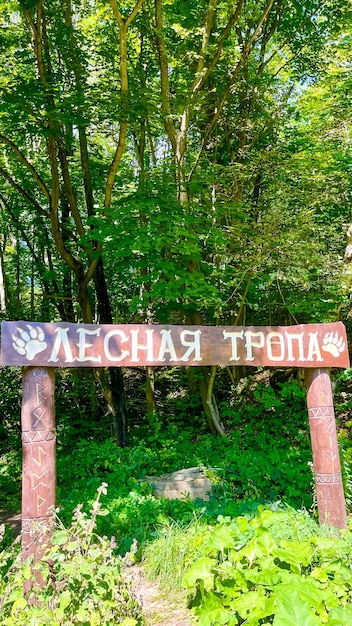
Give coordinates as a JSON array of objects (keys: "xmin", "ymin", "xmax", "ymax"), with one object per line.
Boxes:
[{"xmin": 183, "ymin": 508, "xmax": 352, "ymax": 626}]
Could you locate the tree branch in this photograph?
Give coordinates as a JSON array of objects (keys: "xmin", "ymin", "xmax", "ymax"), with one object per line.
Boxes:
[
  {"xmin": 47, "ymin": 136, "xmax": 80, "ymax": 274},
  {"xmin": 189, "ymin": 0, "xmax": 276, "ymax": 181},
  {"xmin": 190, "ymin": 0, "xmax": 219, "ymax": 91},
  {"xmin": 154, "ymin": 0, "xmax": 177, "ymax": 154},
  {"xmin": 109, "ymin": 0, "xmax": 145, "ymax": 27},
  {"xmin": 105, "ymin": 0, "xmax": 145, "ymax": 208},
  {"xmin": 192, "ymin": 0, "xmax": 245, "ymax": 95},
  {"xmin": 0, "ymin": 166, "xmax": 49, "ymax": 218},
  {"xmin": 0, "ymin": 134, "xmax": 51, "ymax": 202}
]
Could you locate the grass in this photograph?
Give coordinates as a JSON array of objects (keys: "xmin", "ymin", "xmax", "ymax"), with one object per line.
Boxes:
[{"xmin": 142, "ymin": 516, "xmax": 208, "ymax": 590}]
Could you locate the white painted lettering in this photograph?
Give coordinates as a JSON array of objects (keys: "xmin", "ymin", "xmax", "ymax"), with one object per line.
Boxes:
[
  {"xmin": 48, "ymin": 327, "xmax": 74, "ymax": 363},
  {"xmin": 244, "ymin": 331, "xmax": 265, "ymax": 361},
  {"xmin": 266, "ymin": 332, "xmax": 285, "ymax": 361},
  {"xmin": 104, "ymin": 330, "xmax": 130, "ymax": 362},
  {"xmin": 131, "ymin": 329, "xmax": 154, "ymax": 362},
  {"xmin": 306, "ymin": 332, "xmax": 323, "ymax": 362},
  {"xmin": 76, "ymin": 328, "xmax": 101, "ymax": 363},
  {"xmin": 223, "ymin": 330, "xmax": 244, "ymax": 361},
  {"xmin": 157, "ymin": 329, "xmax": 178, "ymax": 362},
  {"xmin": 285, "ymin": 332, "xmax": 305, "ymax": 362},
  {"xmin": 179, "ymin": 330, "xmax": 202, "ymax": 362}
]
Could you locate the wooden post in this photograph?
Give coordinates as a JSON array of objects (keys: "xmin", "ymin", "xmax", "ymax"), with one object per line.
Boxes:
[
  {"xmin": 305, "ymin": 368, "xmax": 347, "ymax": 529},
  {"xmin": 21, "ymin": 367, "xmax": 56, "ymax": 565}
]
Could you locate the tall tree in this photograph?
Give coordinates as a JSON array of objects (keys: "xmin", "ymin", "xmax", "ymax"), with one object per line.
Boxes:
[{"xmin": 0, "ymin": 0, "xmax": 349, "ymax": 435}]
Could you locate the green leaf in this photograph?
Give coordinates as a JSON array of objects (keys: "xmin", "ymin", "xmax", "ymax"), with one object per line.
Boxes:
[
  {"xmin": 256, "ymin": 528, "xmax": 278, "ymax": 555},
  {"xmin": 275, "ymin": 540, "xmax": 312, "ymax": 570},
  {"xmin": 231, "ymin": 589, "xmax": 273, "ymax": 620},
  {"xmin": 9, "ymin": 587, "xmax": 25, "ymax": 602},
  {"xmin": 206, "ymin": 525, "xmax": 235, "ymax": 553},
  {"xmin": 59, "ymin": 589, "xmax": 71, "ymax": 612},
  {"xmin": 76, "ymin": 606, "xmax": 89, "ymax": 621},
  {"xmin": 246, "ymin": 566, "xmax": 283, "ymax": 587},
  {"xmin": 22, "ymin": 563, "xmax": 32, "ymax": 580},
  {"xmin": 273, "ymin": 590, "xmax": 321, "ymax": 625},
  {"xmin": 90, "ymin": 611, "xmax": 103, "ymax": 625},
  {"xmin": 195, "ymin": 591, "xmax": 233, "ymax": 626},
  {"xmin": 328, "ymin": 606, "xmax": 352, "ymax": 625},
  {"xmin": 10, "ymin": 597, "xmax": 27, "ymax": 613},
  {"xmin": 182, "ymin": 557, "xmax": 216, "ymax": 591},
  {"xmin": 276, "ymin": 576, "xmax": 326, "ymax": 607},
  {"xmin": 97, "ymin": 508, "xmax": 110, "ymax": 516},
  {"xmin": 51, "ymin": 530, "xmax": 69, "ymax": 546}
]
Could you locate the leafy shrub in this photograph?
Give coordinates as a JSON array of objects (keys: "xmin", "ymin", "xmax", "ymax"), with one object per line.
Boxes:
[
  {"xmin": 0, "ymin": 485, "xmax": 144, "ymax": 626},
  {"xmin": 182, "ymin": 507, "xmax": 352, "ymax": 625},
  {"xmin": 0, "ymin": 367, "xmax": 22, "ymax": 454},
  {"xmin": 0, "ymin": 449, "xmax": 21, "ymax": 510}
]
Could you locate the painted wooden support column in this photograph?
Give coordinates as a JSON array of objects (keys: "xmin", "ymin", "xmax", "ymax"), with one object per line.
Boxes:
[
  {"xmin": 305, "ymin": 368, "xmax": 347, "ymax": 529},
  {"xmin": 21, "ymin": 367, "xmax": 56, "ymax": 563}
]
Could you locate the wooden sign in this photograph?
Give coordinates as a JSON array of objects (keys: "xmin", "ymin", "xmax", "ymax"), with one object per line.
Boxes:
[
  {"xmin": 1, "ymin": 321, "xmax": 349, "ymax": 368},
  {"xmin": 0, "ymin": 318, "xmax": 349, "ymax": 576}
]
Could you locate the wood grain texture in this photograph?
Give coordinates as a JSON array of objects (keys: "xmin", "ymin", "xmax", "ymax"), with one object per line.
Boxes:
[
  {"xmin": 21, "ymin": 367, "xmax": 56, "ymax": 565},
  {"xmin": 305, "ymin": 368, "xmax": 347, "ymax": 529},
  {"xmin": 1, "ymin": 321, "xmax": 349, "ymax": 368}
]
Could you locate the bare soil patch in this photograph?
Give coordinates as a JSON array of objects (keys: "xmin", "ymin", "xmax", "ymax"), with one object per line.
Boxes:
[{"xmin": 124, "ymin": 563, "xmax": 193, "ymax": 626}]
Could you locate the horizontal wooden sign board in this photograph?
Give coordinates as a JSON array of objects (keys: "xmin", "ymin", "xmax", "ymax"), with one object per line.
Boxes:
[{"xmin": 1, "ymin": 321, "xmax": 349, "ymax": 368}]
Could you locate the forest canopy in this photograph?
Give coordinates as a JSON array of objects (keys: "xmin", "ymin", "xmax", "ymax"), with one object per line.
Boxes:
[{"xmin": 0, "ymin": 0, "xmax": 351, "ymax": 441}]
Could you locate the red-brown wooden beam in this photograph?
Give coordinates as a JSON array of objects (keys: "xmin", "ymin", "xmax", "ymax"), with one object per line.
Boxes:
[
  {"xmin": 21, "ymin": 367, "xmax": 56, "ymax": 565},
  {"xmin": 305, "ymin": 368, "xmax": 347, "ymax": 529},
  {"xmin": 1, "ymin": 321, "xmax": 349, "ymax": 369}
]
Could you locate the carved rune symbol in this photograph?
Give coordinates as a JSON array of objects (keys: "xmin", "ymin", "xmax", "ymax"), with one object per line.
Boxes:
[
  {"xmin": 32, "ymin": 469, "xmax": 47, "ymax": 489},
  {"xmin": 32, "ymin": 406, "xmax": 48, "ymax": 429},
  {"xmin": 12, "ymin": 324, "xmax": 47, "ymax": 361},
  {"xmin": 36, "ymin": 383, "xmax": 46, "ymax": 405},
  {"xmin": 32, "ymin": 447, "xmax": 48, "ymax": 490},
  {"xmin": 33, "ymin": 446, "xmax": 47, "ymax": 468},
  {"xmin": 321, "ymin": 332, "xmax": 346, "ymax": 358},
  {"xmin": 37, "ymin": 494, "xmax": 47, "ymax": 514}
]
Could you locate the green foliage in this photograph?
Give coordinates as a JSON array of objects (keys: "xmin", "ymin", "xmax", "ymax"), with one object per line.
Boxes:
[
  {"xmin": 0, "ymin": 366, "xmax": 22, "ymax": 512},
  {"xmin": 48, "ymin": 377, "xmax": 314, "ymax": 557},
  {"xmin": 0, "ymin": 373, "xmax": 316, "ymax": 550},
  {"xmin": 55, "ymin": 369, "xmax": 109, "ymax": 445},
  {"xmin": 1, "ymin": 370, "xmax": 351, "ymax": 624},
  {"xmin": 142, "ymin": 516, "xmax": 209, "ymax": 590},
  {"xmin": 182, "ymin": 508, "xmax": 352, "ymax": 626},
  {"xmin": 217, "ymin": 377, "xmax": 312, "ymax": 508},
  {"xmin": 0, "ymin": 367, "xmax": 22, "ymax": 454},
  {"xmin": 0, "ymin": 449, "xmax": 21, "ymax": 511},
  {"xmin": 0, "ymin": 0, "xmax": 349, "ymax": 333},
  {"xmin": 0, "ymin": 485, "xmax": 143, "ymax": 625}
]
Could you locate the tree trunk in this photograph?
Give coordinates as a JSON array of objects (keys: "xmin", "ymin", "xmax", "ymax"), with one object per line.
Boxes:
[
  {"xmin": 199, "ymin": 366, "xmax": 226, "ymax": 436},
  {"xmin": 145, "ymin": 366, "xmax": 156, "ymax": 414},
  {"xmin": 0, "ymin": 237, "xmax": 9, "ymax": 314},
  {"xmin": 94, "ymin": 257, "xmax": 129, "ymax": 446}
]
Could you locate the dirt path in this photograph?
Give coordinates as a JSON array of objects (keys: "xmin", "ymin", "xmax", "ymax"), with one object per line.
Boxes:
[
  {"xmin": 124, "ymin": 564, "xmax": 194, "ymax": 626},
  {"xmin": 0, "ymin": 510, "xmax": 21, "ymax": 536}
]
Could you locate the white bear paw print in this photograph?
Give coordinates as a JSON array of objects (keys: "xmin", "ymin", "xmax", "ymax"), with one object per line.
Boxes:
[
  {"xmin": 12, "ymin": 325, "xmax": 47, "ymax": 361},
  {"xmin": 321, "ymin": 331, "xmax": 345, "ymax": 358}
]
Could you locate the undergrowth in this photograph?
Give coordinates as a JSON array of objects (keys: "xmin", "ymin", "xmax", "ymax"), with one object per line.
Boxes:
[
  {"xmin": 0, "ymin": 485, "xmax": 143, "ymax": 625},
  {"xmin": 1, "ymin": 373, "xmax": 352, "ymax": 624},
  {"xmin": 182, "ymin": 507, "xmax": 352, "ymax": 625}
]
